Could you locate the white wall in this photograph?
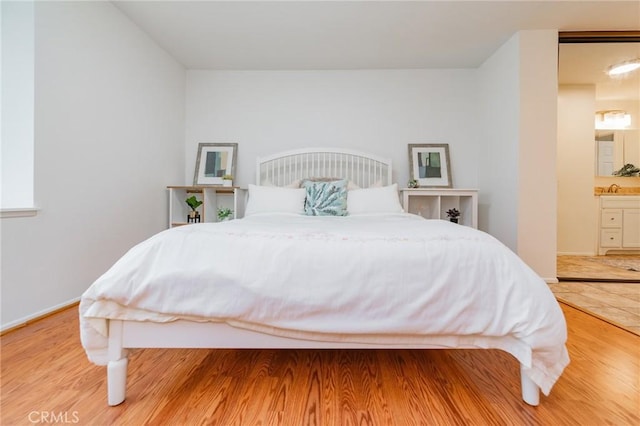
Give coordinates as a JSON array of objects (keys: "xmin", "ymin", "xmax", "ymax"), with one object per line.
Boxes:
[
  {"xmin": 478, "ymin": 34, "xmax": 520, "ymax": 250},
  {"xmin": 185, "ymin": 70, "xmax": 480, "ymax": 189},
  {"xmin": 558, "ymin": 85, "xmax": 597, "ymax": 255},
  {"xmin": 517, "ymin": 30, "xmax": 558, "ymax": 281},
  {"xmin": 478, "ymin": 30, "xmax": 558, "ymax": 281},
  {"xmin": 0, "ymin": 1, "xmax": 185, "ymax": 329}
]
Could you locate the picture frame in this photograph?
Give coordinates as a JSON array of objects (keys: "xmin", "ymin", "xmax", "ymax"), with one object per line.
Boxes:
[
  {"xmin": 193, "ymin": 143, "xmax": 238, "ymax": 186},
  {"xmin": 408, "ymin": 144, "xmax": 452, "ymax": 188}
]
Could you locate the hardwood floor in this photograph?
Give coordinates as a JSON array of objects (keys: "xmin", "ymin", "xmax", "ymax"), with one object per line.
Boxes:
[{"xmin": 1, "ymin": 304, "xmax": 639, "ymax": 425}]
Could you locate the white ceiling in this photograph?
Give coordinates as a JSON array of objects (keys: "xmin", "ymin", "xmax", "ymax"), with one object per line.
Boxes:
[
  {"xmin": 113, "ymin": 1, "xmax": 640, "ymax": 100},
  {"xmin": 559, "ymin": 42, "xmax": 640, "ymax": 101},
  {"xmin": 113, "ymin": 0, "xmax": 640, "ymax": 70}
]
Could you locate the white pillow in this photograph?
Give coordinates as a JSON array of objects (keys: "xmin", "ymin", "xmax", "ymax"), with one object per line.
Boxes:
[
  {"xmin": 347, "ymin": 183, "xmax": 404, "ymax": 215},
  {"xmin": 244, "ymin": 184, "xmax": 306, "ymax": 216}
]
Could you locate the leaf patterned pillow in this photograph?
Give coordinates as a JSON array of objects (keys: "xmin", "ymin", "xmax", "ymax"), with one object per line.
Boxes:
[{"xmin": 303, "ymin": 179, "xmax": 348, "ymax": 216}]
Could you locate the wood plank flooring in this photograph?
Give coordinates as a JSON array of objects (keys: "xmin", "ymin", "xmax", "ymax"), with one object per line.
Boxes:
[{"xmin": 1, "ymin": 303, "xmax": 639, "ymax": 425}]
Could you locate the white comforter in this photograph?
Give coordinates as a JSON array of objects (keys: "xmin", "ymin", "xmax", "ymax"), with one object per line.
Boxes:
[{"xmin": 80, "ymin": 213, "xmax": 569, "ymax": 395}]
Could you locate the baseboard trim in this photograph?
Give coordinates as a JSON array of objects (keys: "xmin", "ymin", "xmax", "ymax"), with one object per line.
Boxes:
[
  {"xmin": 557, "ymin": 276, "xmax": 640, "ymax": 283},
  {"xmin": 557, "ymin": 251, "xmax": 597, "ymax": 256},
  {"xmin": 1, "ymin": 298, "xmax": 80, "ymax": 336}
]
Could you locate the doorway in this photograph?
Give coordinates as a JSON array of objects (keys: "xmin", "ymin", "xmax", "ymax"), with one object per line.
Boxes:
[
  {"xmin": 555, "ymin": 32, "xmax": 640, "ymax": 334},
  {"xmin": 557, "ymin": 31, "xmax": 640, "ymax": 280}
]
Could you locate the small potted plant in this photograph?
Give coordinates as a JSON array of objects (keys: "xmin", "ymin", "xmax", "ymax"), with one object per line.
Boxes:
[
  {"xmin": 613, "ymin": 163, "xmax": 640, "ymax": 177},
  {"xmin": 222, "ymin": 174, "xmax": 233, "ymax": 187},
  {"xmin": 217, "ymin": 207, "xmax": 233, "ymax": 222},
  {"xmin": 185, "ymin": 196, "xmax": 203, "ymax": 222},
  {"xmin": 446, "ymin": 208, "xmax": 460, "ymax": 224},
  {"xmin": 408, "ymin": 179, "xmax": 419, "ymax": 188}
]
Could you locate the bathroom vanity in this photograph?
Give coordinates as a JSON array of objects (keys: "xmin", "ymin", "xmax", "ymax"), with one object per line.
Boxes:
[{"xmin": 599, "ymin": 195, "xmax": 640, "ymax": 255}]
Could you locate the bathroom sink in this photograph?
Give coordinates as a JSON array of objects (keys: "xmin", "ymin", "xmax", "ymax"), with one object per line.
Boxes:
[{"xmin": 594, "ymin": 186, "xmax": 640, "ymax": 195}]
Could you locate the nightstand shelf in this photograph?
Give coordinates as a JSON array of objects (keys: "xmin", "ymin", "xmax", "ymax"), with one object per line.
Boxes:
[
  {"xmin": 401, "ymin": 188, "xmax": 478, "ymax": 228},
  {"xmin": 167, "ymin": 186, "xmax": 246, "ymax": 228}
]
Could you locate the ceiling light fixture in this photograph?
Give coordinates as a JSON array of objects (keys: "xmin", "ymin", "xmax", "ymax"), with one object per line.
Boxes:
[
  {"xmin": 595, "ymin": 110, "xmax": 631, "ymax": 130},
  {"xmin": 607, "ymin": 58, "xmax": 640, "ymax": 76}
]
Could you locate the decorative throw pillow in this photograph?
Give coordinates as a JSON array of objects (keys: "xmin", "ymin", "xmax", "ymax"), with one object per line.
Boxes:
[{"xmin": 302, "ymin": 179, "xmax": 348, "ymax": 216}]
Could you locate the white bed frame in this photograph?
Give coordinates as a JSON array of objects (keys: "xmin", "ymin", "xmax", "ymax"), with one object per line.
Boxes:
[
  {"xmin": 104, "ymin": 148, "xmax": 540, "ymax": 407},
  {"xmin": 256, "ymin": 147, "xmax": 392, "ymax": 187}
]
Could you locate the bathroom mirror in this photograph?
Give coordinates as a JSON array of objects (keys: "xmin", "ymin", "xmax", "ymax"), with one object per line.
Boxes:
[{"xmin": 596, "ymin": 129, "xmax": 640, "ymax": 176}]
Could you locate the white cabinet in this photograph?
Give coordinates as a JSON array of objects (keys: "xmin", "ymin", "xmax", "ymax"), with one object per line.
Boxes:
[
  {"xmin": 167, "ymin": 186, "xmax": 246, "ymax": 228},
  {"xmin": 598, "ymin": 196, "xmax": 640, "ymax": 254},
  {"xmin": 401, "ymin": 188, "xmax": 478, "ymax": 228}
]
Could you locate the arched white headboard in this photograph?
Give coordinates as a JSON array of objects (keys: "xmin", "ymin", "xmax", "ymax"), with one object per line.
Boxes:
[{"xmin": 256, "ymin": 148, "xmax": 392, "ymax": 188}]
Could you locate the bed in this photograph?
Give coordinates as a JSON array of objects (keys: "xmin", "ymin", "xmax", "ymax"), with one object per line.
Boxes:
[{"xmin": 79, "ymin": 148, "xmax": 569, "ymax": 407}]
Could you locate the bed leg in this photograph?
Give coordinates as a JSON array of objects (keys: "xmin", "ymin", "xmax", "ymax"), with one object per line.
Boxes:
[
  {"xmin": 107, "ymin": 319, "xmax": 128, "ymax": 406},
  {"xmin": 520, "ymin": 364, "xmax": 540, "ymax": 406},
  {"xmin": 107, "ymin": 357, "xmax": 128, "ymax": 406}
]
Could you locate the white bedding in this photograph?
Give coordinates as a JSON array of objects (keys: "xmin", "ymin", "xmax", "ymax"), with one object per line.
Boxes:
[{"xmin": 79, "ymin": 213, "xmax": 569, "ymax": 395}]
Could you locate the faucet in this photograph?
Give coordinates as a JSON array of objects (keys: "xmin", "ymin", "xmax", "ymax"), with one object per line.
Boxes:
[{"xmin": 607, "ymin": 184, "xmax": 620, "ymax": 193}]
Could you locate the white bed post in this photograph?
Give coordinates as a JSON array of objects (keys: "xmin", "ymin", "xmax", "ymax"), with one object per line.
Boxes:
[
  {"xmin": 520, "ymin": 364, "xmax": 540, "ymax": 406},
  {"xmin": 107, "ymin": 320, "xmax": 128, "ymax": 406}
]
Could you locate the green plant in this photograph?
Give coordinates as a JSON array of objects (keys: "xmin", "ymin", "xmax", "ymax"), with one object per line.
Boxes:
[
  {"xmin": 217, "ymin": 207, "xmax": 233, "ymax": 221},
  {"xmin": 613, "ymin": 163, "xmax": 640, "ymax": 177},
  {"xmin": 185, "ymin": 196, "xmax": 203, "ymax": 212},
  {"xmin": 222, "ymin": 174, "xmax": 233, "ymax": 180}
]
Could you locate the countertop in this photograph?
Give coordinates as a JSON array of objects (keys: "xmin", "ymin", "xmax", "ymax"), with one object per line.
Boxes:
[{"xmin": 594, "ymin": 186, "xmax": 640, "ymax": 196}]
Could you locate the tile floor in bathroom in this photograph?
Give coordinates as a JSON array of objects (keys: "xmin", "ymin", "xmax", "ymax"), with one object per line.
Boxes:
[
  {"xmin": 548, "ymin": 281, "xmax": 640, "ymax": 335},
  {"xmin": 553, "ymin": 254, "xmax": 640, "ymax": 335},
  {"xmin": 557, "ymin": 254, "xmax": 640, "ymax": 281}
]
